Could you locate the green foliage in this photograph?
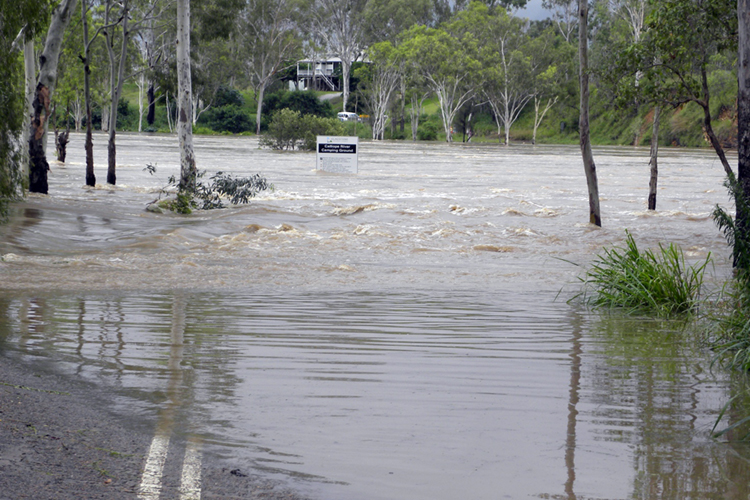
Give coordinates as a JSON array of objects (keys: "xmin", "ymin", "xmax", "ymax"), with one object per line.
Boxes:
[
  {"xmin": 152, "ymin": 166, "xmax": 273, "ymax": 213},
  {"xmin": 263, "ymin": 91, "xmax": 335, "ymax": 119},
  {"xmin": 260, "ymin": 109, "xmax": 345, "ymax": 150},
  {"xmin": 214, "ymin": 86, "xmax": 245, "ymax": 107},
  {"xmin": 576, "ymin": 232, "xmax": 710, "ymax": 316},
  {"xmin": 0, "ymin": 0, "xmax": 50, "ymax": 210},
  {"xmin": 198, "ymin": 106, "xmax": 255, "ymax": 134},
  {"xmin": 417, "ymin": 115, "xmax": 440, "ymax": 141}
]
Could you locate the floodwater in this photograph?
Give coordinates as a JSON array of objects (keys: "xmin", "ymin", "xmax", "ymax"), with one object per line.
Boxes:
[{"xmin": 2, "ymin": 132, "xmax": 750, "ymax": 499}]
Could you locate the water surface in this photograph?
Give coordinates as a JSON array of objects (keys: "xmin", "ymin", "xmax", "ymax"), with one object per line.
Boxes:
[{"xmin": 1, "ymin": 134, "xmax": 748, "ymax": 499}]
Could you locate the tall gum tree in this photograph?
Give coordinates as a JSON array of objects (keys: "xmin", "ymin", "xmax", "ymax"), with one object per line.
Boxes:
[
  {"xmin": 29, "ymin": 0, "xmax": 78, "ymax": 194},
  {"xmin": 578, "ymin": 0, "xmax": 602, "ymax": 226},
  {"xmin": 177, "ymin": 0, "xmax": 196, "ymax": 192},
  {"xmin": 738, "ymin": 0, "xmax": 750, "ymax": 259},
  {"xmin": 628, "ymin": 0, "xmax": 736, "ymax": 177},
  {"xmin": 310, "ymin": 0, "xmax": 368, "ymax": 111},
  {"xmin": 401, "ymin": 24, "xmax": 480, "ymax": 142},
  {"xmin": 240, "ymin": 0, "xmax": 301, "ymax": 135}
]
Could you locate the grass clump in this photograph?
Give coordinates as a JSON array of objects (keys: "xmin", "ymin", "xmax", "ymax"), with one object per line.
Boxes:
[{"xmin": 578, "ymin": 231, "xmax": 710, "ymax": 316}]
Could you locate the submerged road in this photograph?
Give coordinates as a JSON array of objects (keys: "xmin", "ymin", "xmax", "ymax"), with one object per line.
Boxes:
[{"xmin": 0, "ymin": 353, "xmax": 311, "ymax": 500}]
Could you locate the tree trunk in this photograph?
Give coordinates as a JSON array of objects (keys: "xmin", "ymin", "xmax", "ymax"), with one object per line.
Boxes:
[
  {"xmin": 738, "ymin": 0, "xmax": 750, "ymax": 269},
  {"xmin": 342, "ymin": 60, "xmax": 350, "ymax": 111},
  {"xmin": 177, "ymin": 0, "xmax": 197, "ymax": 192},
  {"xmin": 56, "ymin": 129, "xmax": 69, "ymax": 163},
  {"xmin": 107, "ymin": 0, "xmax": 129, "ymax": 186},
  {"xmin": 647, "ymin": 106, "xmax": 661, "ymax": 211},
  {"xmin": 700, "ymin": 65, "xmax": 733, "ymax": 177},
  {"xmin": 256, "ymin": 84, "xmax": 265, "ymax": 136},
  {"xmin": 81, "ymin": 0, "xmax": 95, "ymax": 187},
  {"xmin": 22, "ymin": 39, "xmax": 35, "ymax": 189},
  {"xmin": 578, "ymin": 0, "xmax": 602, "ymax": 226},
  {"xmin": 28, "ymin": 0, "xmax": 78, "ymax": 194},
  {"xmin": 147, "ymin": 82, "xmax": 156, "ymax": 125}
]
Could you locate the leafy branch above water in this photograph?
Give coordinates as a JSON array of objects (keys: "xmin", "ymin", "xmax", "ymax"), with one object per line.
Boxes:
[{"xmin": 145, "ymin": 164, "xmax": 273, "ymax": 214}]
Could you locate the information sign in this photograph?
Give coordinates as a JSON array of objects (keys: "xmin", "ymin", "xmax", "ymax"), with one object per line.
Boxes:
[{"xmin": 316, "ymin": 136, "xmax": 358, "ymax": 174}]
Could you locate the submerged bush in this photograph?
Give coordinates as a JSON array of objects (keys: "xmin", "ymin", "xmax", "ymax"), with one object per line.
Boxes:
[
  {"xmin": 148, "ymin": 165, "xmax": 273, "ymax": 213},
  {"xmin": 577, "ymin": 231, "xmax": 710, "ymax": 316},
  {"xmin": 260, "ymin": 108, "xmax": 344, "ymax": 151}
]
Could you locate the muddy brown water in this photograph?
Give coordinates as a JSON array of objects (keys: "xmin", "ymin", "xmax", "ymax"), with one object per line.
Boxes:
[{"xmin": 2, "ymin": 132, "xmax": 750, "ymax": 499}]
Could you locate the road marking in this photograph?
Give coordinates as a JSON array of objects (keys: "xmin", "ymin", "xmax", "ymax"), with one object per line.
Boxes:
[
  {"xmin": 138, "ymin": 433, "xmax": 170, "ymax": 500},
  {"xmin": 180, "ymin": 440, "xmax": 202, "ymax": 500}
]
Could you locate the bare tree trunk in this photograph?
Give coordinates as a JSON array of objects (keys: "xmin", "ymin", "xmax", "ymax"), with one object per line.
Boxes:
[
  {"xmin": 700, "ymin": 65, "xmax": 733, "ymax": 177},
  {"xmin": 147, "ymin": 83, "xmax": 156, "ymax": 125},
  {"xmin": 28, "ymin": 0, "xmax": 78, "ymax": 194},
  {"xmin": 578, "ymin": 0, "xmax": 601, "ymax": 226},
  {"xmin": 177, "ymin": 0, "xmax": 197, "ymax": 192},
  {"xmin": 255, "ymin": 84, "xmax": 265, "ymax": 135},
  {"xmin": 81, "ymin": 0, "xmax": 96, "ymax": 186},
  {"xmin": 647, "ymin": 106, "xmax": 660, "ymax": 210},
  {"xmin": 738, "ymin": 0, "xmax": 750, "ymax": 268},
  {"xmin": 105, "ymin": 0, "xmax": 130, "ymax": 185},
  {"xmin": 22, "ymin": 39, "xmax": 35, "ymax": 189}
]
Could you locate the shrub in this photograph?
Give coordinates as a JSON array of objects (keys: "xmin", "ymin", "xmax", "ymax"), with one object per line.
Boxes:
[
  {"xmin": 417, "ymin": 119, "xmax": 439, "ymax": 141},
  {"xmin": 260, "ymin": 108, "xmax": 345, "ymax": 151},
  {"xmin": 576, "ymin": 231, "xmax": 710, "ymax": 316},
  {"xmin": 263, "ymin": 90, "xmax": 335, "ymax": 118},
  {"xmin": 198, "ymin": 105, "xmax": 254, "ymax": 134},
  {"xmin": 214, "ymin": 85, "xmax": 245, "ymax": 108}
]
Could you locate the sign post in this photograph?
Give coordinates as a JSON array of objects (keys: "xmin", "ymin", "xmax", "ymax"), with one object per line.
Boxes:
[{"xmin": 316, "ymin": 136, "xmax": 358, "ymax": 174}]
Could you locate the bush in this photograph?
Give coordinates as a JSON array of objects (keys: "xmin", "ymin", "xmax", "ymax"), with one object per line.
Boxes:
[
  {"xmin": 263, "ymin": 90, "xmax": 335, "ymax": 118},
  {"xmin": 198, "ymin": 105, "xmax": 254, "ymax": 134},
  {"xmin": 214, "ymin": 86, "xmax": 244, "ymax": 108},
  {"xmin": 576, "ymin": 231, "xmax": 710, "ymax": 316},
  {"xmin": 417, "ymin": 117, "xmax": 439, "ymax": 141},
  {"xmin": 260, "ymin": 108, "xmax": 345, "ymax": 151}
]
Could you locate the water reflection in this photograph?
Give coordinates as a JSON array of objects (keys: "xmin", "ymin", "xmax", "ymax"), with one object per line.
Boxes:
[
  {"xmin": 588, "ymin": 313, "xmax": 750, "ymax": 499},
  {"xmin": 1, "ymin": 291, "xmax": 749, "ymax": 499}
]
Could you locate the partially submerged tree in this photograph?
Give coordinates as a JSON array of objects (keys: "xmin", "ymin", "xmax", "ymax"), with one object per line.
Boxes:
[
  {"xmin": 626, "ymin": 0, "xmax": 737, "ymax": 177},
  {"xmin": 1, "ymin": 0, "xmax": 49, "ymax": 207},
  {"xmin": 177, "ymin": 0, "xmax": 197, "ymax": 192},
  {"xmin": 28, "ymin": 0, "xmax": 78, "ymax": 194},
  {"xmin": 578, "ymin": 0, "xmax": 602, "ymax": 226}
]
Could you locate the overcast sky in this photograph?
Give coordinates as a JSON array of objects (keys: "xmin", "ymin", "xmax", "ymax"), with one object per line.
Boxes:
[{"xmin": 513, "ymin": 0, "xmax": 551, "ymax": 21}]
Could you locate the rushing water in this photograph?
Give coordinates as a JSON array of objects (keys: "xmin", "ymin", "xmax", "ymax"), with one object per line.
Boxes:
[{"xmin": 1, "ymin": 133, "xmax": 750, "ymax": 499}]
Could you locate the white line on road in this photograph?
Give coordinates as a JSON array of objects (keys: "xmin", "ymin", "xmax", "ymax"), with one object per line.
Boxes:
[
  {"xmin": 180, "ymin": 441, "xmax": 202, "ymax": 500},
  {"xmin": 138, "ymin": 434, "xmax": 170, "ymax": 500}
]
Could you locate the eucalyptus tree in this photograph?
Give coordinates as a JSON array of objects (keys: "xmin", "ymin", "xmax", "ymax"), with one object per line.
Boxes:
[
  {"xmin": 543, "ymin": 0, "xmax": 577, "ymax": 43},
  {"xmin": 100, "ymin": 0, "xmax": 169, "ymax": 185},
  {"xmin": 356, "ymin": 41, "xmax": 402, "ymax": 140},
  {"xmin": 738, "ymin": 0, "xmax": 750, "ymax": 258},
  {"xmin": 456, "ymin": 3, "xmax": 533, "ymax": 145},
  {"xmin": 29, "ymin": 0, "xmax": 79, "ymax": 194},
  {"xmin": 400, "ymin": 24, "xmax": 480, "ymax": 142},
  {"xmin": 240, "ymin": 0, "xmax": 302, "ymax": 135},
  {"xmin": 0, "ymin": 0, "xmax": 49, "ymax": 205},
  {"xmin": 362, "ymin": 0, "xmax": 436, "ymax": 132},
  {"xmin": 579, "ymin": 0, "xmax": 602, "ymax": 227},
  {"xmin": 309, "ymin": 0, "xmax": 368, "ymax": 111},
  {"xmin": 526, "ymin": 26, "xmax": 571, "ymax": 144},
  {"xmin": 177, "ymin": 0, "xmax": 196, "ymax": 192},
  {"xmin": 619, "ymin": 0, "xmax": 736, "ymax": 177}
]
